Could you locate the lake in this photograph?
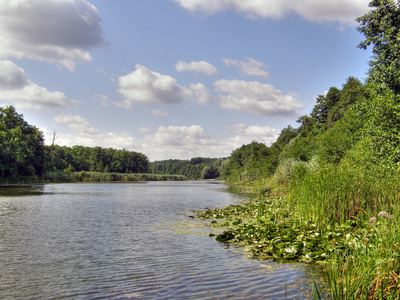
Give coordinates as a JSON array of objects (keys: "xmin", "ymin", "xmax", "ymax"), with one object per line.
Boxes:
[{"xmin": 0, "ymin": 181, "xmax": 314, "ymax": 299}]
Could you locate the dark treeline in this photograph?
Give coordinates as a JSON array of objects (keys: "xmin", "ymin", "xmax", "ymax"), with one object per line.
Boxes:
[
  {"xmin": 149, "ymin": 157, "xmax": 229, "ymax": 180},
  {"xmin": 48, "ymin": 145, "xmax": 149, "ymax": 174},
  {"xmin": 0, "ymin": 105, "xmax": 226, "ymax": 182},
  {"xmin": 0, "ymin": 106, "xmax": 46, "ymax": 179},
  {"xmin": 0, "ymin": 106, "xmax": 149, "ymax": 181}
]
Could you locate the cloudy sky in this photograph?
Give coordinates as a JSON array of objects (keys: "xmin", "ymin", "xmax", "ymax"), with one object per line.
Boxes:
[{"xmin": 0, "ymin": 0, "xmax": 373, "ymax": 161}]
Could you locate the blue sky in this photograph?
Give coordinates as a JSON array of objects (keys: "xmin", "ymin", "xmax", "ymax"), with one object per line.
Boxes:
[{"xmin": 0, "ymin": 0, "xmax": 372, "ymax": 161}]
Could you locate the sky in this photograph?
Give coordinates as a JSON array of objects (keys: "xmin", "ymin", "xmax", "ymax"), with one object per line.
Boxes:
[{"xmin": 0, "ymin": 0, "xmax": 373, "ymax": 161}]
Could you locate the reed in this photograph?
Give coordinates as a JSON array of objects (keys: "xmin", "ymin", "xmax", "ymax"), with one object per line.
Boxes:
[
  {"xmin": 288, "ymin": 162, "xmax": 400, "ymax": 299},
  {"xmin": 218, "ymin": 158, "xmax": 400, "ymax": 298},
  {"xmin": 40, "ymin": 171, "xmax": 187, "ymax": 183},
  {"xmin": 289, "ymin": 164, "xmax": 400, "ymax": 227}
]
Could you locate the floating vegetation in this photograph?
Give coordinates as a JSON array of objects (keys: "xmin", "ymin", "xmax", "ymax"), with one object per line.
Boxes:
[{"xmin": 193, "ymin": 193, "xmax": 400, "ymax": 299}]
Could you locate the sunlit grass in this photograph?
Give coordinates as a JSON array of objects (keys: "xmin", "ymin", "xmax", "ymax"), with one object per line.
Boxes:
[{"xmin": 203, "ymin": 161, "xmax": 400, "ymax": 299}]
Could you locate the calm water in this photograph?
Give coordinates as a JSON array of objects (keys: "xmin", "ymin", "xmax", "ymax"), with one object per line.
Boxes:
[{"xmin": 0, "ymin": 182, "xmax": 314, "ymax": 299}]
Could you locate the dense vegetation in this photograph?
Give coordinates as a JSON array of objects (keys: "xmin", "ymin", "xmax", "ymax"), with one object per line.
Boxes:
[
  {"xmin": 47, "ymin": 145, "xmax": 149, "ymax": 174},
  {"xmin": 199, "ymin": 1, "xmax": 400, "ymax": 298},
  {"xmin": 149, "ymin": 157, "xmax": 228, "ymax": 180},
  {"xmin": 0, "ymin": 107, "xmax": 225, "ymax": 182},
  {"xmin": 0, "ymin": 107, "xmax": 150, "ymax": 183},
  {"xmin": 0, "ymin": 106, "xmax": 46, "ymax": 179}
]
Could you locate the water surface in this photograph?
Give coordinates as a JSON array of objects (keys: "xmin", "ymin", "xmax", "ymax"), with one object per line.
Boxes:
[{"xmin": 0, "ymin": 182, "xmax": 314, "ymax": 299}]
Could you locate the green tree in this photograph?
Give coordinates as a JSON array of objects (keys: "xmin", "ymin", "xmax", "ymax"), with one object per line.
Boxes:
[
  {"xmin": 224, "ymin": 141, "xmax": 275, "ymax": 182},
  {"xmin": 0, "ymin": 106, "xmax": 46, "ymax": 178},
  {"xmin": 311, "ymin": 87, "xmax": 341, "ymax": 128},
  {"xmin": 357, "ymin": 0, "xmax": 400, "ymax": 94},
  {"xmin": 201, "ymin": 165, "xmax": 219, "ymax": 179}
]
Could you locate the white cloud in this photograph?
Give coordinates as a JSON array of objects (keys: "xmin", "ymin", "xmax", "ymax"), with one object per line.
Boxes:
[
  {"xmin": 139, "ymin": 127, "xmax": 151, "ymax": 134},
  {"xmin": 189, "ymin": 83, "xmax": 215, "ymax": 105},
  {"xmin": 140, "ymin": 124, "xmax": 283, "ymax": 160},
  {"xmin": 214, "ymin": 79, "xmax": 303, "ymax": 117},
  {"xmin": 175, "ymin": 60, "xmax": 218, "ymax": 76},
  {"xmin": 93, "ymin": 94, "xmax": 111, "ymax": 106},
  {"xmin": 51, "ymin": 114, "xmax": 138, "ymax": 149},
  {"xmin": 228, "ymin": 124, "xmax": 280, "ymax": 145},
  {"xmin": 173, "ymin": 0, "xmax": 370, "ymax": 25},
  {"xmin": 0, "ymin": 60, "xmax": 69, "ymax": 109},
  {"xmin": 141, "ymin": 125, "xmax": 222, "ymax": 160},
  {"xmin": 0, "ymin": 0, "xmax": 105, "ymax": 71},
  {"xmin": 223, "ymin": 57, "xmax": 269, "ymax": 79},
  {"xmin": 54, "ymin": 114, "xmax": 98, "ymax": 135},
  {"xmin": 116, "ymin": 64, "xmax": 214, "ymax": 108},
  {"xmin": 152, "ymin": 109, "xmax": 167, "ymax": 116},
  {"xmin": 117, "ymin": 64, "xmax": 191, "ymax": 107}
]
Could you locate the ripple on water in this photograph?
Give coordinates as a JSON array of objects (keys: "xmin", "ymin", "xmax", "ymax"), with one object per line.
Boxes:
[{"xmin": 0, "ymin": 183, "xmax": 314, "ymax": 299}]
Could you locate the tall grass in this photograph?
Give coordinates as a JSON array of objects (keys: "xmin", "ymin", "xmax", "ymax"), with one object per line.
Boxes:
[
  {"xmin": 73, "ymin": 171, "xmax": 186, "ymax": 182},
  {"xmin": 0, "ymin": 172, "xmax": 187, "ymax": 185},
  {"xmin": 288, "ymin": 164, "xmax": 400, "ymax": 227},
  {"xmin": 322, "ymin": 209, "xmax": 400, "ymax": 299},
  {"xmin": 285, "ymin": 160, "xmax": 400, "ymax": 299}
]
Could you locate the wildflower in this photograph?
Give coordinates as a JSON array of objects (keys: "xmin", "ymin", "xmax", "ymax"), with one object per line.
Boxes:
[
  {"xmin": 378, "ymin": 211, "xmax": 389, "ymax": 218},
  {"xmin": 369, "ymin": 217, "xmax": 377, "ymax": 223},
  {"xmin": 378, "ymin": 211, "xmax": 394, "ymax": 219}
]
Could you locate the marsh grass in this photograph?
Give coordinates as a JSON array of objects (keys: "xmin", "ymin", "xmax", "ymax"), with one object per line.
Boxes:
[
  {"xmin": 202, "ymin": 160, "xmax": 400, "ymax": 299},
  {"xmin": 289, "ymin": 164, "xmax": 400, "ymax": 227},
  {"xmin": 289, "ymin": 164, "xmax": 400, "ymax": 299},
  {"xmin": 41, "ymin": 171, "xmax": 186, "ymax": 183}
]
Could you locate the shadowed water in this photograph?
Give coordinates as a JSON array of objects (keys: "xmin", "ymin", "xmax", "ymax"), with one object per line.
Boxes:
[{"xmin": 0, "ymin": 182, "xmax": 314, "ymax": 299}]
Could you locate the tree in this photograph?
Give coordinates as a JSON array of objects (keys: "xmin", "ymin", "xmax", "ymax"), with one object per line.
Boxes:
[
  {"xmin": 357, "ymin": 0, "xmax": 400, "ymax": 94},
  {"xmin": 0, "ymin": 106, "xmax": 46, "ymax": 177},
  {"xmin": 201, "ymin": 165, "xmax": 219, "ymax": 179},
  {"xmin": 311, "ymin": 87, "xmax": 341, "ymax": 127}
]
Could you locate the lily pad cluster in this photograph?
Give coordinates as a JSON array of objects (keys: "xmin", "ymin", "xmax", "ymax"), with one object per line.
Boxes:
[{"xmin": 193, "ymin": 196, "xmax": 395, "ymax": 263}]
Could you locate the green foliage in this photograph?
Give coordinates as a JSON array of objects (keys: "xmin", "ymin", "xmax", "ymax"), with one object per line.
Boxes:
[
  {"xmin": 0, "ymin": 106, "xmax": 150, "ymax": 181},
  {"xmin": 224, "ymin": 141, "xmax": 277, "ymax": 184},
  {"xmin": 279, "ymin": 77, "xmax": 368, "ymax": 165},
  {"xmin": 0, "ymin": 106, "xmax": 46, "ymax": 178},
  {"xmin": 317, "ymin": 106, "xmax": 365, "ymax": 164},
  {"xmin": 201, "ymin": 165, "xmax": 219, "ymax": 179},
  {"xmin": 273, "ymin": 157, "xmax": 319, "ymax": 187},
  {"xmin": 149, "ymin": 157, "xmax": 228, "ymax": 180},
  {"xmin": 360, "ymin": 85, "xmax": 400, "ymax": 169},
  {"xmin": 46, "ymin": 145, "xmax": 149, "ymax": 174},
  {"xmin": 357, "ymin": 0, "xmax": 400, "ymax": 94}
]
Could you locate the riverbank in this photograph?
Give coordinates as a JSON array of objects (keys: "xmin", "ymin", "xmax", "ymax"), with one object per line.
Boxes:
[
  {"xmin": 0, "ymin": 171, "xmax": 186, "ymax": 185},
  {"xmin": 194, "ymin": 165, "xmax": 400, "ymax": 299}
]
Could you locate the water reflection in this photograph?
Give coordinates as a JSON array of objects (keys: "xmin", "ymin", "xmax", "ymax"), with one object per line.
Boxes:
[
  {"xmin": 0, "ymin": 182, "xmax": 315, "ymax": 299},
  {"xmin": 0, "ymin": 185, "xmax": 46, "ymax": 197}
]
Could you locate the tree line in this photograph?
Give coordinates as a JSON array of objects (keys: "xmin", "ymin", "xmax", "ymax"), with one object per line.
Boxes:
[
  {"xmin": 0, "ymin": 105, "xmax": 226, "ymax": 181},
  {"xmin": 49, "ymin": 145, "xmax": 149, "ymax": 174},
  {"xmin": 223, "ymin": 0, "xmax": 400, "ymax": 183},
  {"xmin": 149, "ymin": 157, "xmax": 229, "ymax": 180},
  {"xmin": 0, "ymin": 106, "xmax": 149, "ymax": 181}
]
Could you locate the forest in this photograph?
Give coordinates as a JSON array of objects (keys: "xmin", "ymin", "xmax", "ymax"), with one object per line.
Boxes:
[
  {"xmin": 0, "ymin": 106, "xmax": 149, "ymax": 182},
  {"xmin": 149, "ymin": 157, "xmax": 229, "ymax": 180}
]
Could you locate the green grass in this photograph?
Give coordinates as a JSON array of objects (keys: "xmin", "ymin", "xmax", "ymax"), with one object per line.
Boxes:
[
  {"xmin": 198, "ymin": 162, "xmax": 400, "ymax": 299},
  {"xmin": 1, "ymin": 171, "xmax": 187, "ymax": 185}
]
